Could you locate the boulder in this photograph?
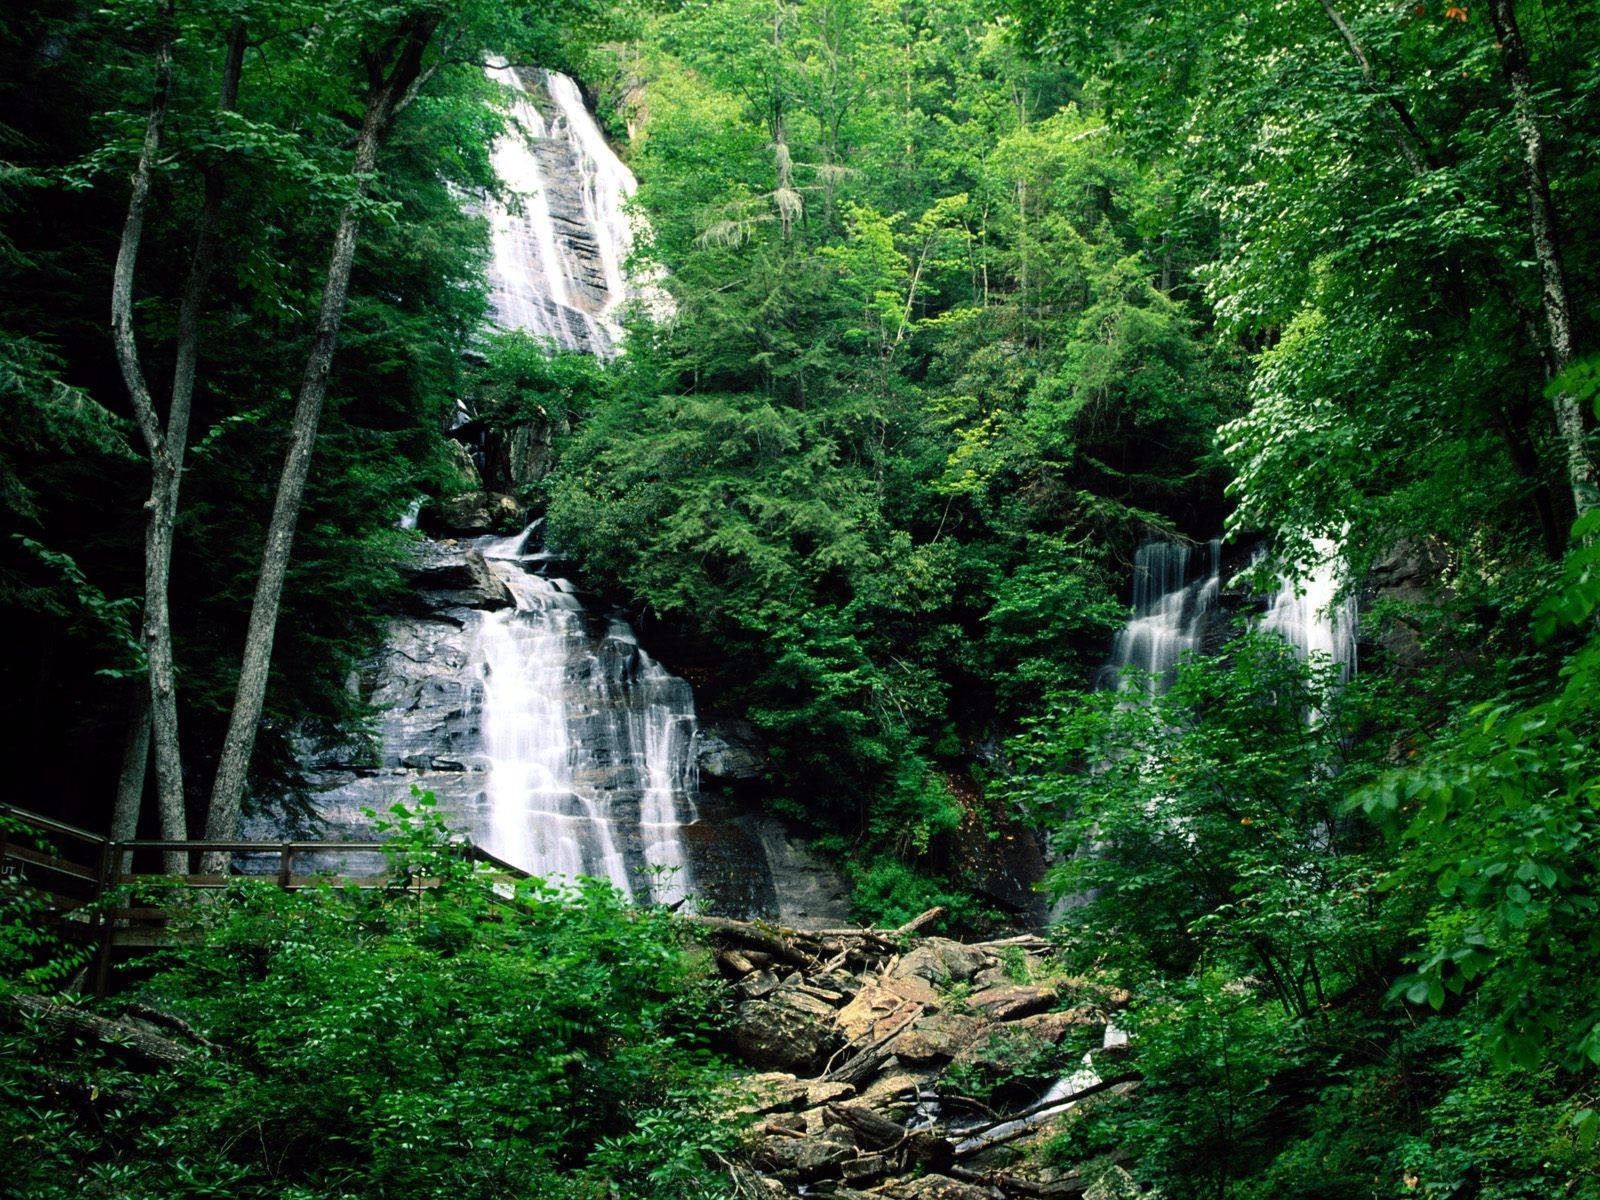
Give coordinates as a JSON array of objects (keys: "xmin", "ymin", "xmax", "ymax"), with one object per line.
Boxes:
[
  {"xmin": 894, "ymin": 1010, "xmax": 985, "ymax": 1064},
  {"xmin": 967, "ymin": 984, "xmax": 1058, "ymax": 1022},
  {"xmin": 698, "ymin": 719, "xmax": 767, "ymax": 781},
  {"xmin": 890, "ymin": 1173, "xmax": 1001, "ymax": 1199},
  {"xmin": 858, "ymin": 1065, "xmax": 934, "ymax": 1108},
  {"xmin": 835, "ymin": 977, "xmax": 941, "ymax": 1042},
  {"xmin": 734, "ymin": 987, "xmax": 844, "ymax": 1074},
  {"xmin": 444, "ymin": 438, "xmax": 483, "ymax": 491},
  {"xmin": 422, "ymin": 491, "xmax": 524, "ymax": 537},
  {"xmin": 733, "ymin": 1072, "xmax": 856, "ymax": 1117},
  {"xmin": 402, "ymin": 542, "xmax": 513, "ymax": 611},
  {"xmin": 893, "ymin": 939, "xmax": 993, "ymax": 988},
  {"xmin": 1011, "ymin": 1009, "xmax": 1101, "ymax": 1046},
  {"xmin": 737, "ymin": 969, "xmax": 783, "ymax": 1000},
  {"xmin": 754, "ymin": 1126, "xmax": 856, "ymax": 1180}
]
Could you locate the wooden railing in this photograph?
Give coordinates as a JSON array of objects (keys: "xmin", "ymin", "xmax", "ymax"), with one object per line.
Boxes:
[{"xmin": 0, "ymin": 803, "xmax": 529, "ymax": 996}]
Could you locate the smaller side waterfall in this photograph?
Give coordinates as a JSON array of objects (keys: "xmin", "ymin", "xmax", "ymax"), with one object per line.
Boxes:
[
  {"xmin": 1100, "ymin": 540, "xmax": 1221, "ymax": 695},
  {"xmin": 1261, "ymin": 538, "xmax": 1357, "ymax": 679}
]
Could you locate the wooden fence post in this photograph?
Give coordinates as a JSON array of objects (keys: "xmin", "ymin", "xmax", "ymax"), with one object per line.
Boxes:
[{"xmin": 93, "ymin": 840, "xmax": 114, "ymax": 999}]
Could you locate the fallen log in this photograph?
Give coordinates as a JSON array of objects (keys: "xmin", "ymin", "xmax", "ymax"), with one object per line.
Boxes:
[
  {"xmin": 824, "ymin": 1002, "xmax": 924, "ymax": 1087},
  {"xmin": 947, "ymin": 1164, "xmax": 1086, "ymax": 1199},
  {"xmin": 951, "ymin": 1072, "xmax": 1139, "ymax": 1159},
  {"xmin": 3, "ymin": 994, "xmax": 195, "ymax": 1069},
  {"xmin": 894, "ymin": 906, "xmax": 946, "ymax": 936},
  {"xmin": 684, "ymin": 915, "xmax": 817, "ymax": 968},
  {"xmin": 825, "ymin": 1102, "xmax": 907, "ymax": 1150}
]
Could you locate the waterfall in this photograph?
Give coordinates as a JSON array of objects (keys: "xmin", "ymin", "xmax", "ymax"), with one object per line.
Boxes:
[
  {"xmin": 476, "ymin": 528, "xmax": 699, "ymax": 903},
  {"xmin": 1100, "ymin": 539, "xmax": 1221, "ymax": 696},
  {"xmin": 465, "ymin": 63, "xmax": 697, "ymax": 900},
  {"xmin": 482, "ymin": 60, "xmax": 667, "ymax": 356},
  {"xmin": 1260, "ymin": 538, "xmax": 1357, "ymax": 680},
  {"xmin": 1099, "ymin": 536, "xmax": 1356, "ymax": 696}
]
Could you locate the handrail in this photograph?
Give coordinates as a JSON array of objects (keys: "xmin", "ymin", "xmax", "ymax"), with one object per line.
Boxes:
[
  {"xmin": 1, "ymin": 802, "xmax": 539, "ymax": 1000},
  {"xmin": 118, "ymin": 840, "xmax": 397, "ymax": 853},
  {"xmin": 1, "ymin": 803, "xmax": 528, "ymax": 876},
  {"xmin": 0, "ymin": 803, "xmax": 109, "ymax": 846}
]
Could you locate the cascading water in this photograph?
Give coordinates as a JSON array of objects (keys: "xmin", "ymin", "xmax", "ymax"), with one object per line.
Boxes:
[
  {"xmin": 1260, "ymin": 537, "xmax": 1357, "ymax": 680},
  {"xmin": 475, "ymin": 527, "xmax": 700, "ymax": 903},
  {"xmin": 481, "ymin": 60, "xmax": 667, "ymax": 356},
  {"xmin": 1098, "ymin": 536, "xmax": 1356, "ymax": 697},
  {"xmin": 464, "ymin": 61, "xmax": 698, "ymax": 900},
  {"xmin": 1099, "ymin": 539, "xmax": 1221, "ymax": 695}
]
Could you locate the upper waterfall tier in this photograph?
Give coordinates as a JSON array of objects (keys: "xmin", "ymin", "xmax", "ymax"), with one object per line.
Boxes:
[
  {"xmin": 1260, "ymin": 537, "xmax": 1357, "ymax": 681},
  {"xmin": 482, "ymin": 60, "xmax": 664, "ymax": 355}
]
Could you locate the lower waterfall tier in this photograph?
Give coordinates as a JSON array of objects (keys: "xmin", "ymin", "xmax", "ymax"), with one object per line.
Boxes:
[{"xmin": 257, "ymin": 531, "xmax": 848, "ymax": 921}]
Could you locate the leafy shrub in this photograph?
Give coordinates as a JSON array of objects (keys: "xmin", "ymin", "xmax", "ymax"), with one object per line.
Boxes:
[{"xmin": 0, "ymin": 799, "xmax": 739, "ymax": 1200}]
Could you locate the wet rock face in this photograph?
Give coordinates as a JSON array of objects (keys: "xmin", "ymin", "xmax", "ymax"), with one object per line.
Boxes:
[
  {"xmin": 269, "ymin": 533, "xmax": 847, "ymax": 920},
  {"xmin": 402, "ymin": 543, "xmax": 514, "ymax": 612},
  {"xmin": 752, "ymin": 817, "xmax": 853, "ymax": 927},
  {"xmin": 697, "ymin": 719, "xmax": 767, "ymax": 782}
]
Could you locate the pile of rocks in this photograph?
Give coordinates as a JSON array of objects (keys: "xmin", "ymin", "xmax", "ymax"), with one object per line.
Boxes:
[{"xmin": 695, "ymin": 913, "xmax": 1140, "ymax": 1200}]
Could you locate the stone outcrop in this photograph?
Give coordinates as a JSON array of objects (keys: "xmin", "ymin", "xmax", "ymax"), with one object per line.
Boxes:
[
  {"xmin": 751, "ymin": 817, "xmax": 853, "ymax": 927},
  {"xmin": 401, "ymin": 541, "xmax": 513, "ymax": 612},
  {"xmin": 697, "ymin": 718, "xmax": 767, "ymax": 782},
  {"xmin": 698, "ymin": 916, "xmax": 1138, "ymax": 1200},
  {"xmin": 420, "ymin": 491, "xmax": 525, "ymax": 537}
]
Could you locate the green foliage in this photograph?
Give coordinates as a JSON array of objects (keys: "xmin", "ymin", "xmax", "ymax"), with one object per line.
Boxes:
[
  {"xmin": 0, "ymin": 799, "xmax": 738, "ymax": 1200},
  {"xmin": 545, "ymin": 0, "xmax": 1229, "ymax": 907},
  {"xmin": 845, "ymin": 855, "xmax": 998, "ymax": 936},
  {"xmin": 942, "ymin": 1025, "xmax": 1078, "ymax": 1105}
]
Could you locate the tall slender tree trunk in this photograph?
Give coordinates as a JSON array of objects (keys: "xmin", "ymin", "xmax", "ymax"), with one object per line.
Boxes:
[
  {"xmin": 112, "ymin": 20, "xmax": 248, "ymax": 872},
  {"xmin": 1490, "ymin": 0, "xmax": 1597, "ymax": 520},
  {"xmin": 1318, "ymin": 0, "xmax": 1434, "ymax": 173},
  {"xmin": 204, "ymin": 17, "xmax": 439, "ymax": 856},
  {"xmin": 109, "ymin": 27, "xmax": 189, "ymax": 872},
  {"xmin": 1318, "ymin": 0, "xmax": 1578, "ymax": 539}
]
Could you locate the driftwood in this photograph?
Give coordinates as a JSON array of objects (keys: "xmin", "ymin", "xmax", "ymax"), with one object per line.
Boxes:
[
  {"xmin": 894, "ymin": 906, "xmax": 946, "ymax": 936},
  {"xmin": 4, "ymin": 994, "xmax": 196, "ymax": 1069},
  {"xmin": 685, "ymin": 916, "xmax": 818, "ymax": 968},
  {"xmin": 824, "ymin": 1002, "xmax": 924, "ymax": 1086},
  {"xmin": 947, "ymin": 1150, "xmax": 1132, "ymax": 1199},
  {"xmin": 825, "ymin": 1102, "xmax": 907, "ymax": 1151},
  {"xmin": 947, "ymin": 1164, "xmax": 1086, "ymax": 1199},
  {"xmin": 951, "ymin": 1072, "xmax": 1139, "ymax": 1159}
]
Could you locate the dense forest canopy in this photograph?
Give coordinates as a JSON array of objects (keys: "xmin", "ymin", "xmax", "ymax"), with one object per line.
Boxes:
[{"xmin": 3, "ymin": 0, "xmax": 1600, "ymax": 1196}]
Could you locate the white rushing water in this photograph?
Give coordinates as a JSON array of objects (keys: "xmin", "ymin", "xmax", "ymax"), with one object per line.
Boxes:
[
  {"xmin": 1099, "ymin": 536, "xmax": 1356, "ymax": 699},
  {"xmin": 482, "ymin": 60, "xmax": 666, "ymax": 355},
  {"xmin": 459, "ymin": 62, "xmax": 698, "ymax": 901},
  {"xmin": 1099, "ymin": 539, "xmax": 1221, "ymax": 695},
  {"xmin": 1260, "ymin": 537, "xmax": 1357, "ymax": 680},
  {"xmin": 477, "ymin": 528, "xmax": 699, "ymax": 903}
]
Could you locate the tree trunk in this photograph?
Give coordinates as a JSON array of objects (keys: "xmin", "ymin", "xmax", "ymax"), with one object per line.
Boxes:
[
  {"xmin": 204, "ymin": 17, "xmax": 439, "ymax": 856},
  {"xmin": 109, "ymin": 28, "xmax": 190, "ymax": 872},
  {"xmin": 112, "ymin": 21, "xmax": 248, "ymax": 873},
  {"xmin": 1489, "ymin": 0, "xmax": 1596, "ymax": 519},
  {"xmin": 1318, "ymin": 0, "xmax": 1434, "ymax": 174},
  {"xmin": 111, "ymin": 687, "xmax": 152, "ymax": 872}
]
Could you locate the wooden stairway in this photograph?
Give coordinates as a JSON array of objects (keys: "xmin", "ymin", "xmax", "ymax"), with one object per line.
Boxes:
[{"xmin": 0, "ymin": 803, "xmax": 529, "ymax": 996}]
